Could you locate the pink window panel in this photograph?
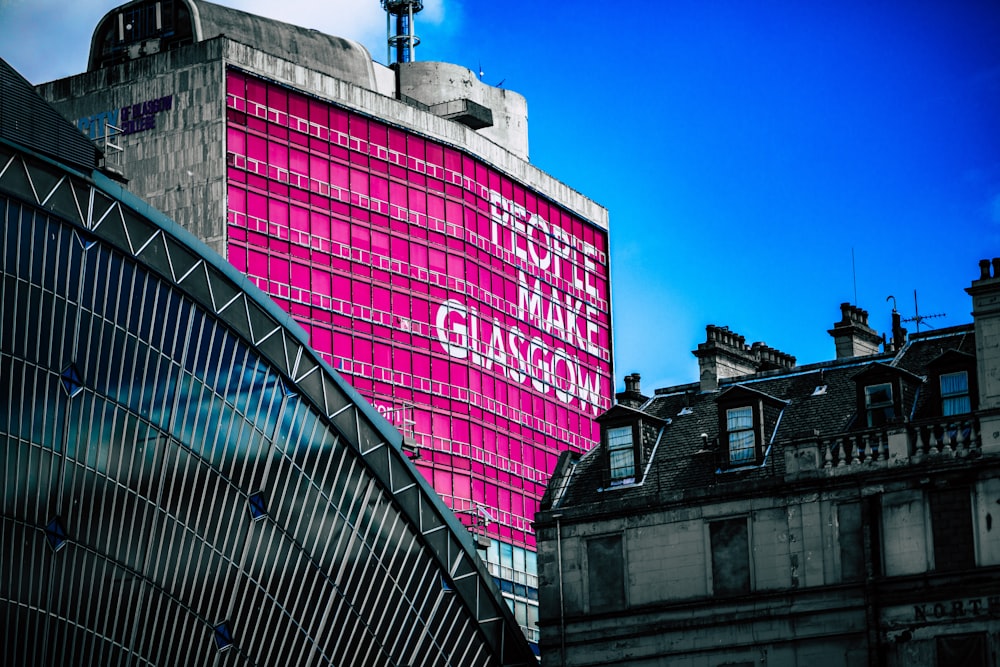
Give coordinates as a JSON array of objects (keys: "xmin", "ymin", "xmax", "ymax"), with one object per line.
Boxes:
[
  {"xmin": 373, "ymin": 285, "xmax": 390, "ymax": 311},
  {"xmin": 247, "ymin": 249, "xmax": 268, "ymax": 276},
  {"xmin": 246, "ymin": 77, "xmax": 266, "ymax": 104},
  {"xmin": 268, "ymin": 140, "xmax": 288, "ymax": 169},
  {"xmin": 226, "ymin": 70, "xmax": 245, "ymax": 95},
  {"xmin": 290, "ymin": 148, "xmax": 308, "ymax": 175},
  {"xmin": 349, "ymin": 168, "xmax": 369, "ymax": 196},
  {"xmin": 428, "ymin": 248, "xmax": 445, "ymax": 274},
  {"xmin": 351, "ymin": 225, "xmax": 371, "ymax": 252},
  {"xmin": 331, "ymin": 217, "xmax": 349, "ymax": 244},
  {"xmin": 311, "ymin": 326, "xmax": 332, "ymax": 356},
  {"xmin": 308, "ymin": 97, "xmax": 329, "ymax": 125},
  {"xmin": 288, "ymin": 91, "xmax": 308, "ymax": 119},
  {"xmin": 290, "ymin": 205, "xmax": 308, "ymax": 233},
  {"xmin": 311, "ymin": 268, "xmax": 331, "ymax": 296},
  {"xmin": 227, "ymin": 127, "xmax": 246, "ymax": 155},
  {"xmin": 432, "ymin": 469, "xmax": 453, "ymax": 496},
  {"xmin": 310, "ymin": 211, "xmax": 331, "ymax": 239},
  {"xmin": 394, "ymin": 348, "xmax": 411, "ymax": 373},
  {"xmin": 228, "ymin": 245, "xmax": 247, "ymax": 273},
  {"xmin": 290, "ymin": 261, "xmax": 309, "ymax": 289},
  {"xmin": 228, "ymin": 186, "xmax": 246, "ymax": 214},
  {"xmin": 267, "ymin": 85, "xmax": 287, "ymax": 112},
  {"xmin": 268, "ymin": 199, "xmax": 288, "ymax": 227},
  {"xmin": 413, "ymin": 353, "xmax": 430, "ymax": 379},
  {"xmin": 330, "ymin": 108, "xmax": 349, "ymax": 134},
  {"xmin": 330, "ymin": 162, "xmax": 348, "ymax": 188},
  {"xmin": 246, "ymin": 134, "xmax": 266, "ymax": 160}
]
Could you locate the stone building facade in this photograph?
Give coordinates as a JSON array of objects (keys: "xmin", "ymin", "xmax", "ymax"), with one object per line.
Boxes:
[{"xmin": 535, "ymin": 263, "xmax": 1000, "ymax": 666}]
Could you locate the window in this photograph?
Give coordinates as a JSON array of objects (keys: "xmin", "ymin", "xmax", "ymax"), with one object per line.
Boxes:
[
  {"xmin": 936, "ymin": 633, "xmax": 988, "ymax": 666},
  {"xmin": 45, "ymin": 517, "xmax": 68, "ymax": 552},
  {"xmin": 837, "ymin": 503, "xmax": 864, "ymax": 583},
  {"xmin": 710, "ymin": 518, "xmax": 750, "ymax": 596},
  {"xmin": 941, "ymin": 371, "xmax": 970, "ymax": 416},
  {"xmin": 213, "ymin": 620, "xmax": 234, "ymax": 652},
  {"xmin": 929, "ymin": 487, "xmax": 974, "ymax": 571},
  {"xmin": 607, "ymin": 426, "xmax": 634, "ymax": 483},
  {"xmin": 865, "ymin": 383, "xmax": 895, "ymax": 427},
  {"xmin": 587, "ymin": 535, "xmax": 625, "ymax": 611},
  {"xmin": 726, "ymin": 406, "xmax": 755, "ymax": 465},
  {"xmin": 247, "ymin": 491, "xmax": 267, "ymax": 520}
]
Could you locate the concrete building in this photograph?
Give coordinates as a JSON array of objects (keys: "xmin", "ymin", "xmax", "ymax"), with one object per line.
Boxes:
[
  {"xmin": 36, "ymin": 0, "xmax": 614, "ymax": 648},
  {"xmin": 536, "ymin": 267, "xmax": 1000, "ymax": 666},
  {"xmin": 0, "ymin": 55, "xmax": 536, "ymax": 665}
]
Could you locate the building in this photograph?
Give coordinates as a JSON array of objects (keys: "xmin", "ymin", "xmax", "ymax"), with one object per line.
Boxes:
[
  {"xmin": 36, "ymin": 2, "xmax": 614, "ymax": 647},
  {"xmin": 0, "ymin": 55, "xmax": 536, "ymax": 666},
  {"xmin": 535, "ymin": 268, "xmax": 1000, "ymax": 667}
]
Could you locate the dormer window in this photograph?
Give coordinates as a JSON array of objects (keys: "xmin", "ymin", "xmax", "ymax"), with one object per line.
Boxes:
[
  {"xmin": 864, "ymin": 383, "xmax": 895, "ymax": 427},
  {"xmin": 595, "ymin": 404, "xmax": 665, "ymax": 487},
  {"xmin": 941, "ymin": 371, "xmax": 970, "ymax": 416},
  {"xmin": 715, "ymin": 385, "xmax": 786, "ymax": 471},
  {"xmin": 726, "ymin": 406, "xmax": 755, "ymax": 465},
  {"xmin": 607, "ymin": 426, "xmax": 635, "ymax": 484}
]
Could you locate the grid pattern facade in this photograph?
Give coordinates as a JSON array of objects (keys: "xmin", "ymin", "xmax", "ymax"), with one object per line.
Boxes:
[
  {"xmin": 0, "ymin": 139, "xmax": 535, "ymax": 665},
  {"xmin": 223, "ymin": 68, "xmax": 613, "ymax": 553}
]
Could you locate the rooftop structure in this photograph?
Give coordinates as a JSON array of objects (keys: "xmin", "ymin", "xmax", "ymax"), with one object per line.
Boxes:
[{"xmin": 536, "ymin": 264, "xmax": 999, "ymax": 666}]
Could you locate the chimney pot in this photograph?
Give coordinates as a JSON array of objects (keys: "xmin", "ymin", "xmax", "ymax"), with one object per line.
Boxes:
[
  {"xmin": 993, "ymin": 257, "xmax": 1000, "ymax": 279},
  {"xmin": 980, "ymin": 259, "xmax": 992, "ymax": 280}
]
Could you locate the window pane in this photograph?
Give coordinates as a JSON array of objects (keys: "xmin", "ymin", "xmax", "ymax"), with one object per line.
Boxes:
[
  {"xmin": 729, "ymin": 429, "xmax": 755, "ymax": 464},
  {"xmin": 587, "ymin": 535, "xmax": 625, "ymax": 611},
  {"xmin": 726, "ymin": 407, "xmax": 755, "ymax": 464},
  {"xmin": 607, "ymin": 425, "xmax": 631, "ymax": 450},
  {"xmin": 865, "ymin": 383, "xmax": 895, "ymax": 427},
  {"xmin": 929, "ymin": 487, "xmax": 974, "ymax": 571},
  {"xmin": 865, "ymin": 383, "xmax": 892, "ymax": 407},
  {"xmin": 710, "ymin": 519, "xmax": 750, "ymax": 596},
  {"xmin": 726, "ymin": 406, "xmax": 752, "ymax": 430},
  {"xmin": 609, "ymin": 449, "xmax": 634, "ymax": 480},
  {"xmin": 941, "ymin": 371, "xmax": 970, "ymax": 416}
]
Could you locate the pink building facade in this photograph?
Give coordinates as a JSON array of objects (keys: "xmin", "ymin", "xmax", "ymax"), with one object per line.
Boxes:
[
  {"xmin": 224, "ymin": 70, "xmax": 612, "ymax": 554},
  {"xmin": 39, "ymin": 3, "xmax": 612, "ymax": 644}
]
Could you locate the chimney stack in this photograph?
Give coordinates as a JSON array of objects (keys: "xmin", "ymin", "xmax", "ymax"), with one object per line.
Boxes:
[
  {"xmin": 692, "ymin": 326, "xmax": 795, "ymax": 391},
  {"xmin": 616, "ymin": 373, "xmax": 648, "ymax": 408},
  {"xmin": 967, "ymin": 258, "xmax": 1000, "ymax": 411},
  {"xmin": 828, "ymin": 303, "xmax": 883, "ymax": 360}
]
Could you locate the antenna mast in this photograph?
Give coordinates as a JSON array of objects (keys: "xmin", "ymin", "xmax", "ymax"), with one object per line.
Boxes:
[
  {"xmin": 382, "ymin": 0, "xmax": 424, "ymax": 64},
  {"xmin": 901, "ymin": 290, "xmax": 945, "ymax": 333}
]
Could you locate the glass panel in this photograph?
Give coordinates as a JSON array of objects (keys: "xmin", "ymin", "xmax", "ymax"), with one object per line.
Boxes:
[
  {"xmin": 865, "ymin": 383, "xmax": 895, "ymax": 426},
  {"xmin": 726, "ymin": 406, "xmax": 755, "ymax": 464},
  {"xmin": 941, "ymin": 371, "xmax": 970, "ymax": 416}
]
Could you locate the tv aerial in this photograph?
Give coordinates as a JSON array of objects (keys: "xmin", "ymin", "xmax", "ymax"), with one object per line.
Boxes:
[{"xmin": 891, "ymin": 290, "xmax": 945, "ymax": 333}]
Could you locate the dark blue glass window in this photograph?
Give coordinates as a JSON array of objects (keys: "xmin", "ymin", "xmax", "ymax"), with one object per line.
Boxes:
[
  {"xmin": 213, "ymin": 621, "xmax": 233, "ymax": 651},
  {"xmin": 60, "ymin": 364, "xmax": 84, "ymax": 397},
  {"xmin": 46, "ymin": 517, "xmax": 68, "ymax": 552},
  {"xmin": 248, "ymin": 491, "xmax": 267, "ymax": 520}
]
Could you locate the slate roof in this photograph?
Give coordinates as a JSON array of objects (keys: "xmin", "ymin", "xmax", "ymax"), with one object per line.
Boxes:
[{"xmin": 548, "ymin": 324, "xmax": 976, "ymax": 511}]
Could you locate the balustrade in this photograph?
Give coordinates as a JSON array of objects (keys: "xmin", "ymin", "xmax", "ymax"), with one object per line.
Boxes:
[{"xmin": 792, "ymin": 416, "xmax": 982, "ymax": 475}]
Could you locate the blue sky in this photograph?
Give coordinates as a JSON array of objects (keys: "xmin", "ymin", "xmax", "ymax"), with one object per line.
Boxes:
[{"xmin": 2, "ymin": 0, "xmax": 997, "ymax": 392}]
